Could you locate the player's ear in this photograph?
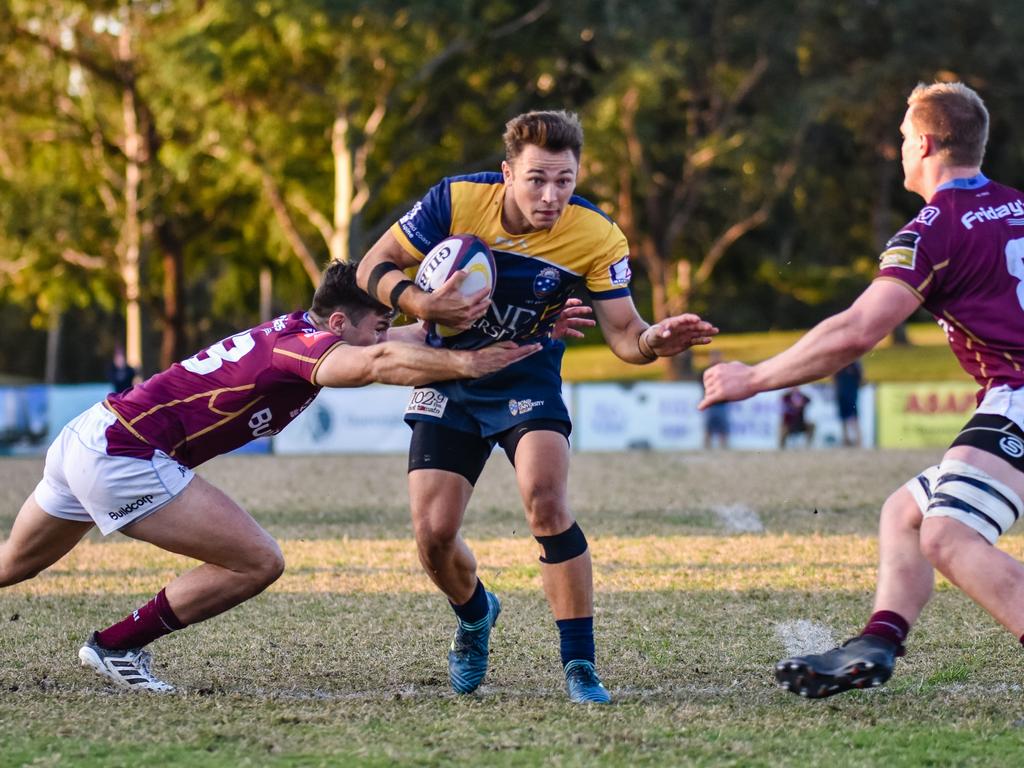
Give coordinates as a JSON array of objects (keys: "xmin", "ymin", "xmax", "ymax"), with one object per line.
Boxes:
[
  {"xmin": 919, "ymin": 131, "xmax": 934, "ymax": 158},
  {"xmin": 501, "ymin": 160, "xmax": 513, "ymax": 185},
  {"xmin": 328, "ymin": 310, "xmax": 348, "ymax": 335}
]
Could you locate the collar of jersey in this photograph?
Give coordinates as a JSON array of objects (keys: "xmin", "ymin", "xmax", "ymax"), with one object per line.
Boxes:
[{"xmin": 937, "ymin": 173, "xmax": 989, "ymax": 191}]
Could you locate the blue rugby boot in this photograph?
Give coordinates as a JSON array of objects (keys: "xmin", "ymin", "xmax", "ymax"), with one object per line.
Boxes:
[
  {"xmin": 564, "ymin": 659, "xmax": 611, "ymax": 704},
  {"xmin": 448, "ymin": 591, "xmax": 501, "ymax": 694}
]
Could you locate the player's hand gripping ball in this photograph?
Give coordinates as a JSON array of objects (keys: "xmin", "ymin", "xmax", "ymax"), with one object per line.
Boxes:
[{"xmin": 414, "ymin": 235, "xmax": 496, "ymax": 338}]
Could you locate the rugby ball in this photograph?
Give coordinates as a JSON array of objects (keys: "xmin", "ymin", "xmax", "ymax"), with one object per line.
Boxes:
[{"xmin": 414, "ymin": 235, "xmax": 496, "ymax": 338}]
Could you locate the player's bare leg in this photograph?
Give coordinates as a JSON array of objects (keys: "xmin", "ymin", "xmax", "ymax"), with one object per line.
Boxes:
[
  {"xmin": 408, "ymin": 467, "xmax": 499, "ymax": 694},
  {"xmin": 919, "ymin": 446, "xmax": 1024, "ymax": 638},
  {"xmin": 121, "ymin": 474, "xmax": 285, "ymax": 625},
  {"xmin": 513, "ymin": 430, "xmax": 609, "ymax": 703},
  {"xmin": 0, "ymin": 494, "xmax": 93, "ymax": 587},
  {"xmin": 79, "ymin": 474, "xmax": 284, "ymax": 692},
  {"xmin": 872, "ymin": 486, "xmax": 934, "ymax": 623},
  {"xmin": 408, "ymin": 469, "xmax": 476, "ymax": 603},
  {"xmin": 512, "ymin": 431, "xmax": 591, "ymax": 620},
  {"xmin": 776, "ymin": 486, "xmax": 932, "ymax": 699}
]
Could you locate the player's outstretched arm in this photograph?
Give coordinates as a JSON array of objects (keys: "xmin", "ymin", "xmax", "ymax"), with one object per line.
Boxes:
[
  {"xmin": 357, "ymin": 231, "xmax": 489, "ymax": 329},
  {"xmin": 699, "ymin": 279, "xmax": 921, "ymax": 409},
  {"xmin": 313, "ymin": 341, "xmax": 541, "ymax": 389},
  {"xmin": 592, "ymin": 295, "xmax": 718, "ymax": 364}
]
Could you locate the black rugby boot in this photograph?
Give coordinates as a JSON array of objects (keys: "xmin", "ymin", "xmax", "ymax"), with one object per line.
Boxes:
[{"xmin": 774, "ymin": 635, "xmax": 899, "ymax": 699}]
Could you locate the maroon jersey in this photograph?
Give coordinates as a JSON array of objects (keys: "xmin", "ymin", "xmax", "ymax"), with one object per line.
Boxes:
[
  {"xmin": 104, "ymin": 312, "xmax": 342, "ymax": 467},
  {"xmin": 877, "ymin": 174, "xmax": 1024, "ymax": 401}
]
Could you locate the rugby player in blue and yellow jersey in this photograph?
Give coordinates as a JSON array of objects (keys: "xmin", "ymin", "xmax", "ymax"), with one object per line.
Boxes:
[{"xmin": 357, "ymin": 110, "xmax": 718, "ymax": 703}]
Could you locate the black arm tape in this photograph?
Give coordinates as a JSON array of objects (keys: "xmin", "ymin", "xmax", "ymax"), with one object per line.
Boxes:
[
  {"xmin": 367, "ymin": 262, "xmax": 403, "ymax": 303},
  {"xmin": 389, "ymin": 279, "xmax": 415, "ymax": 311},
  {"xmin": 535, "ymin": 521, "xmax": 588, "ymax": 564}
]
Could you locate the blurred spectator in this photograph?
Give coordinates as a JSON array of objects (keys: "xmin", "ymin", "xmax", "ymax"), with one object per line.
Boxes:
[
  {"xmin": 780, "ymin": 387, "xmax": 814, "ymax": 448},
  {"xmin": 834, "ymin": 360, "xmax": 863, "ymax": 447},
  {"xmin": 106, "ymin": 347, "xmax": 136, "ymax": 394},
  {"xmin": 702, "ymin": 350, "xmax": 730, "ymax": 449}
]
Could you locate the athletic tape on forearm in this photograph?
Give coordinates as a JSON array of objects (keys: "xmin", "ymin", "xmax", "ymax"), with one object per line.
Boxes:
[
  {"xmin": 367, "ymin": 262, "xmax": 403, "ymax": 303},
  {"xmin": 389, "ymin": 280, "xmax": 415, "ymax": 312}
]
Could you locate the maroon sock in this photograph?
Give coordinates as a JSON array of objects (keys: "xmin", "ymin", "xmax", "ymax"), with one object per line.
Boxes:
[
  {"xmin": 95, "ymin": 588, "xmax": 186, "ymax": 651},
  {"xmin": 1020, "ymin": 633, "xmax": 1024, "ymax": 648},
  {"xmin": 861, "ymin": 610, "xmax": 910, "ymax": 648}
]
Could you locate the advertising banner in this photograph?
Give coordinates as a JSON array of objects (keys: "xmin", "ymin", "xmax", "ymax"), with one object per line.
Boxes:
[
  {"xmin": 572, "ymin": 382, "xmax": 875, "ymax": 451},
  {"xmin": 876, "ymin": 381, "xmax": 977, "ymax": 448}
]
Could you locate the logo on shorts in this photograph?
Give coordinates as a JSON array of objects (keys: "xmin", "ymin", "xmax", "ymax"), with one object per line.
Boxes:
[
  {"xmin": 509, "ymin": 398, "xmax": 544, "ymax": 416},
  {"xmin": 406, "ymin": 388, "xmax": 448, "ymax": 418},
  {"xmin": 999, "ymin": 435, "xmax": 1024, "ymax": 458},
  {"xmin": 110, "ymin": 494, "xmax": 154, "ymax": 521}
]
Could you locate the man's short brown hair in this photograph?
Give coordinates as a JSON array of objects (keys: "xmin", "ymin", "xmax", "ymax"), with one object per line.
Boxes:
[
  {"xmin": 311, "ymin": 260, "xmax": 391, "ymax": 324},
  {"xmin": 907, "ymin": 82, "xmax": 989, "ymax": 167},
  {"xmin": 503, "ymin": 110, "xmax": 584, "ymax": 163}
]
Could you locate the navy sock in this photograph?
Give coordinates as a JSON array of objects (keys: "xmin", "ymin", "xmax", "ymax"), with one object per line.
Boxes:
[
  {"xmin": 450, "ymin": 579, "xmax": 488, "ymax": 625},
  {"xmin": 556, "ymin": 616, "xmax": 595, "ymax": 666}
]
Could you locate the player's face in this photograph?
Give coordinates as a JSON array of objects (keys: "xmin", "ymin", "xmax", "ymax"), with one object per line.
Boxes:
[
  {"xmin": 343, "ymin": 311, "xmax": 392, "ymax": 346},
  {"xmin": 900, "ymin": 109, "xmax": 924, "ymax": 196},
  {"xmin": 501, "ymin": 145, "xmax": 578, "ymax": 233}
]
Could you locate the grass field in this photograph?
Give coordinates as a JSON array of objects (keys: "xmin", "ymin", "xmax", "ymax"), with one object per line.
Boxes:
[{"xmin": 3, "ymin": 450, "xmax": 1024, "ymax": 767}]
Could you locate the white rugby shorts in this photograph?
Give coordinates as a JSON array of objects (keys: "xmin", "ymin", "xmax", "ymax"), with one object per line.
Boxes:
[{"xmin": 33, "ymin": 402, "xmax": 194, "ymax": 536}]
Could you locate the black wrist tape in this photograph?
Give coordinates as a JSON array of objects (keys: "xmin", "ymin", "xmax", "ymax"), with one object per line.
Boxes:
[{"xmin": 389, "ymin": 279, "xmax": 415, "ymax": 311}]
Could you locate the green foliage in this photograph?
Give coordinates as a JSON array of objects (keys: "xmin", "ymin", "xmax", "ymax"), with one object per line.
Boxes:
[{"xmin": 3, "ymin": 1, "xmax": 1024, "ymax": 379}]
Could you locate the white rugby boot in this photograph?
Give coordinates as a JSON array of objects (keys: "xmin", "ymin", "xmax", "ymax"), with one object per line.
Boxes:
[{"xmin": 78, "ymin": 633, "xmax": 176, "ymax": 693}]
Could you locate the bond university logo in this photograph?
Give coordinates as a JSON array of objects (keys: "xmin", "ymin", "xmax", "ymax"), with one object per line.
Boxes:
[
  {"xmin": 999, "ymin": 435, "xmax": 1024, "ymax": 459},
  {"xmin": 879, "ymin": 231, "xmax": 920, "ymax": 270},
  {"xmin": 533, "ymin": 267, "xmax": 561, "ymax": 299},
  {"xmin": 509, "ymin": 397, "xmax": 544, "ymax": 416}
]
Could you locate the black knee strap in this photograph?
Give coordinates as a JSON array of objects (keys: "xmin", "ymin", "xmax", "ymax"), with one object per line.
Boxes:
[{"xmin": 535, "ymin": 521, "xmax": 588, "ymax": 564}]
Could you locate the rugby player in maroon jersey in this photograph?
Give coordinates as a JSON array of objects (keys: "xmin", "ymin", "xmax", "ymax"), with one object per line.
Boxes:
[
  {"xmin": 0, "ymin": 261, "xmax": 545, "ymax": 692},
  {"xmin": 702, "ymin": 82, "xmax": 1024, "ymax": 699}
]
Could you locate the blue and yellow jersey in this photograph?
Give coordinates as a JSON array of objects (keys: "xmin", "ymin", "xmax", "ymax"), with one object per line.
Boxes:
[{"xmin": 391, "ymin": 172, "xmax": 632, "ymax": 351}]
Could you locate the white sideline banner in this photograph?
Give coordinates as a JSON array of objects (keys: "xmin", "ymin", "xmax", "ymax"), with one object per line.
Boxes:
[
  {"xmin": 572, "ymin": 382, "xmax": 875, "ymax": 451},
  {"xmin": 274, "ymin": 384, "xmax": 414, "ymax": 454},
  {"xmin": 274, "ymin": 383, "xmax": 576, "ymax": 454}
]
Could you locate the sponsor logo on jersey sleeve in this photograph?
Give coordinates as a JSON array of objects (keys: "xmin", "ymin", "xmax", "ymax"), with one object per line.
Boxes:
[
  {"xmin": 915, "ymin": 206, "xmax": 941, "ymax": 226},
  {"xmin": 406, "ymin": 388, "xmax": 449, "ymax": 418},
  {"xmin": 608, "ymin": 257, "xmax": 632, "ymax": 286},
  {"xmin": 299, "ymin": 329, "xmax": 333, "ymax": 348},
  {"xmin": 879, "ymin": 231, "xmax": 920, "ymax": 270}
]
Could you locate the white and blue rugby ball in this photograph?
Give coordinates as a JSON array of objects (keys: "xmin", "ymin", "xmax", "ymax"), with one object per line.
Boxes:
[{"xmin": 414, "ymin": 235, "xmax": 496, "ymax": 338}]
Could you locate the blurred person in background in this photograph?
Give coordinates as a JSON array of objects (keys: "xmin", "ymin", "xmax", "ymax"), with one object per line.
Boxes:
[
  {"xmin": 702, "ymin": 350, "xmax": 731, "ymax": 449},
  {"xmin": 834, "ymin": 359, "xmax": 863, "ymax": 447},
  {"xmin": 779, "ymin": 386, "xmax": 814, "ymax": 449},
  {"xmin": 106, "ymin": 346, "xmax": 136, "ymax": 394}
]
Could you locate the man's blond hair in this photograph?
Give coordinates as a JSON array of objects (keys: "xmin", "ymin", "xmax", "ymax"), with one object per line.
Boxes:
[{"xmin": 907, "ymin": 82, "xmax": 989, "ymax": 167}]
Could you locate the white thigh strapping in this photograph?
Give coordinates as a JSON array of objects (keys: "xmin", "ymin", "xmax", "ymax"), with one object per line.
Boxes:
[{"xmin": 921, "ymin": 459, "xmax": 1023, "ymax": 544}]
